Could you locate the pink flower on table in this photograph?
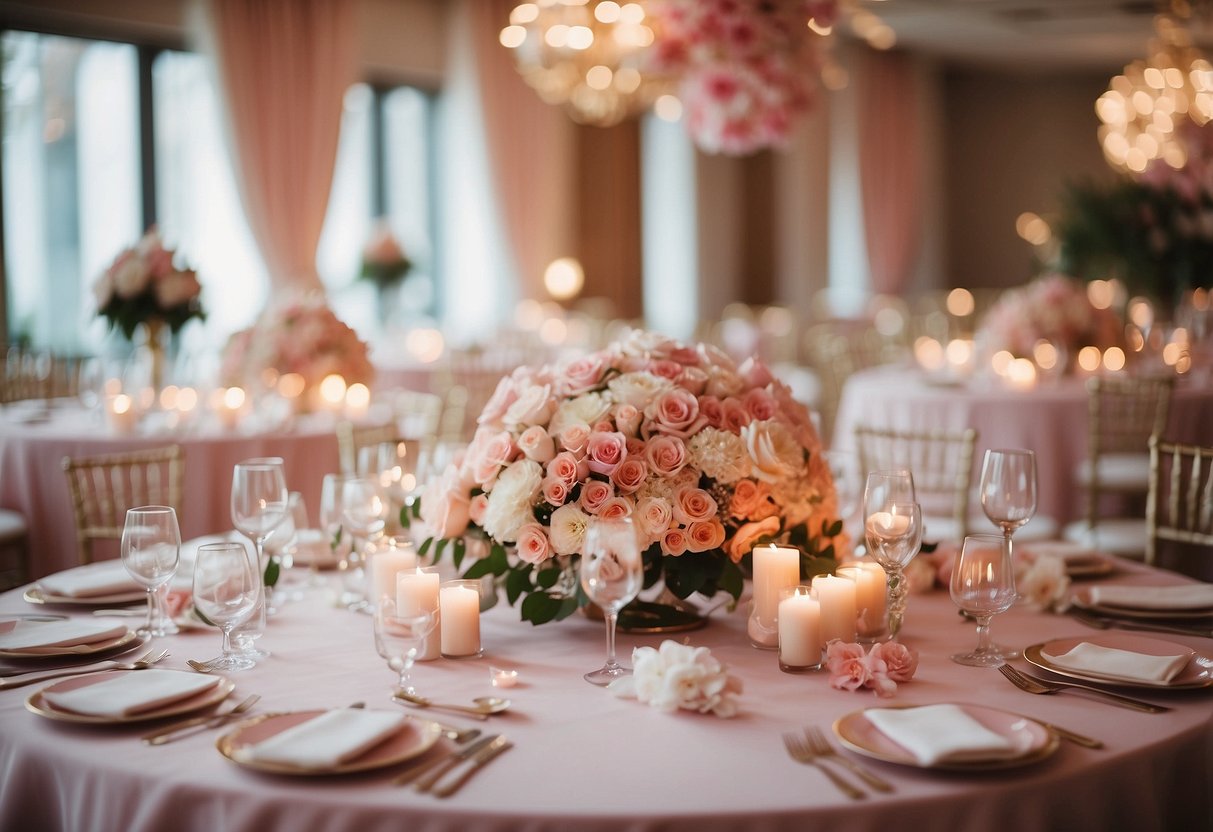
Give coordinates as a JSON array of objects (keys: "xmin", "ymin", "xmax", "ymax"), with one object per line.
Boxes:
[
  {"xmin": 515, "ymin": 522, "xmax": 553, "ymax": 564},
  {"xmin": 586, "ymin": 431, "xmax": 628, "ymax": 476},
  {"xmin": 673, "ymin": 486, "xmax": 717, "ymax": 525},
  {"xmin": 686, "ymin": 519, "xmax": 726, "ymax": 553},
  {"xmin": 580, "ymin": 480, "xmax": 615, "ymax": 514},
  {"xmin": 518, "ymin": 425, "xmax": 555, "ymax": 464},
  {"xmin": 724, "ymin": 516, "xmax": 780, "ymax": 563},
  {"xmin": 611, "ymin": 457, "xmax": 648, "ymax": 493},
  {"xmin": 826, "ymin": 642, "xmax": 871, "ymax": 692},
  {"xmin": 870, "ymin": 640, "xmax": 918, "ymax": 683},
  {"xmin": 598, "ymin": 497, "xmax": 633, "ymax": 521},
  {"xmin": 662, "ymin": 527, "xmax": 690, "ymax": 557},
  {"xmin": 645, "ymin": 435, "xmax": 688, "ymax": 477}
]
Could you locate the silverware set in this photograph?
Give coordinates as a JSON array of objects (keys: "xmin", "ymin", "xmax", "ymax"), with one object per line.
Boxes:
[
  {"xmin": 997, "ymin": 663, "xmax": 1169, "ymax": 713},
  {"xmin": 0, "ymin": 648, "xmax": 170, "ymax": 690},
  {"xmin": 782, "ymin": 727, "xmax": 890, "ymax": 800},
  {"xmin": 393, "ymin": 731, "xmax": 514, "ymax": 798},
  {"xmin": 1069, "ymin": 609, "xmax": 1213, "ymax": 639},
  {"xmin": 142, "ymin": 694, "xmax": 262, "ymax": 745}
]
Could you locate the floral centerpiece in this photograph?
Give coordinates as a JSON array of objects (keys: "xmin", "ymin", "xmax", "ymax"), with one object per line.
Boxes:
[
  {"xmin": 92, "ymin": 228, "xmax": 205, "ymax": 340},
  {"xmin": 416, "ymin": 328, "xmax": 844, "ymax": 625},
  {"xmin": 974, "ymin": 273, "xmax": 1122, "ymax": 368},
  {"xmin": 219, "ymin": 293, "xmax": 373, "ymax": 398},
  {"xmin": 359, "ymin": 222, "xmax": 412, "ymax": 290},
  {"xmin": 646, "ymin": 0, "xmax": 837, "ymax": 156}
]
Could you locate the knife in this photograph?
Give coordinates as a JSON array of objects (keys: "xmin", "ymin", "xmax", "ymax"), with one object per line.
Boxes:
[
  {"xmin": 141, "ymin": 695, "xmax": 261, "ymax": 745},
  {"xmin": 1040, "ymin": 721, "xmax": 1103, "ymax": 749},
  {"xmin": 396, "ymin": 734, "xmax": 497, "ymax": 788},
  {"xmin": 432, "ymin": 736, "xmax": 513, "ymax": 798}
]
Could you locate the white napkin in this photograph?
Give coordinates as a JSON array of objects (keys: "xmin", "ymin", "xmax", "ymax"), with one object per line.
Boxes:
[
  {"xmin": 0, "ymin": 620, "xmax": 127, "ymax": 653},
  {"xmin": 864, "ymin": 704, "xmax": 1016, "ymax": 766},
  {"xmin": 1088, "ymin": 584, "xmax": 1213, "ymax": 611},
  {"xmin": 235, "ymin": 708, "xmax": 407, "ymax": 770},
  {"xmin": 38, "ymin": 561, "xmax": 141, "ymax": 599},
  {"xmin": 42, "ymin": 670, "xmax": 221, "ymax": 717},
  {"xmin": 1043, "ymin": 642, "xmax": 1192, "ymax": 684}
]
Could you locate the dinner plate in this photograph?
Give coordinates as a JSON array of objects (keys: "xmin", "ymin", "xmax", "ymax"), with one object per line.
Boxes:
[
  {"xmin": 1021, "ymin": 543, "xmax": 1114, "ymax": 579},
  {"xmin": 216, "ymin": 711, "xmax": 442, "ymax": 775},
  {"xmin": 1070, "ymin": 587, "xmax": 1213, "ymax": 621},
  {"xmin": 833, "ymin": 703, "xmax": 1059, "ymax": 771},
  {"xmin": 23, "ymin": 586, "xmax": 146, "ymax": 607},
  {"xmin": 1024, "ymin": 633, "xmax": 1213, "ymax": 690},
  {"xmin": 0, "ymin": 625, "xmax": 138, "ymax": 659},
  {"xmin": 25, "ymin": 671, "xmax": 235, "ymax": 724}
]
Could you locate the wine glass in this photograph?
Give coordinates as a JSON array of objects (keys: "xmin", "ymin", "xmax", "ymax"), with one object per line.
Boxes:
[
  {"xmin": 863, "ymin": 469, "xmax": 922, "ymax": 640},
  {"xmin": 373, "ymin": 597, "xmax": 436, "ymax": 695},
  {"xmin": 340, "ymin": 476, "xmax": 388, "ymax": 609},
  {"xmin": 192, "ymin": 542, "xmax": 258, "ymax": 671},
  {"xmin": 980, "ymin": 449, "xmax": 1037, "ymax": 555},
  {"xmin": 579, "ymin": 516, "xmax": 643, "ymax": 686},
  {"xmin": 361, "ymin": 439, "xmax": 423, "ymax": 530},
  {"xmin": 950, "ymin": 533, "xmax": 1019, "ymax": 666},
  {"xmin": 320, "ymin": 473, "xmax": 354, "ymax": 564},
  {"xmin": 230, "ymin": 457, "xmax": 288, "ymax": 657},
  {"xmin": 120, "ymin": 505, "xmax": 181, "ymax": 637}
]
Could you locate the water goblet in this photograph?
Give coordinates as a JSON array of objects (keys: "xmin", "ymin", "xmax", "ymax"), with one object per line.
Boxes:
[
  {"xmin": 362, "ymin": 439, "xmax": 424, "ymax": 530},
  {"xmin": 579, "ymin": 516, "xmax": 644, "ymax": 686},
  {"xmin": 231, "ymin": 457, "xmax": 288, "ymax": 657},
  {"xmin": 120, "ymin": 505, "xmax": 181, "ymax": 637},
  {"xmin": 980, "ymin": 448, "xmax": 1037, "ymax": 556},
  {"xmin": 340, "ymin": 476, "xmax": 388, "ymax": 609},
  {"xmin": 192, "ymin": 542, "xmax": 258, "ymax": 671},
  {"xmin": 373, "ymin": 598, "xmax": 436, "ymax": 695},
  {"xmin": 950, "ymin": 533, "xmax": 1019, "ymax": 666},
  {"xmin": 862, "ymin": 479, "xmax": 923, "ymax": 640}
]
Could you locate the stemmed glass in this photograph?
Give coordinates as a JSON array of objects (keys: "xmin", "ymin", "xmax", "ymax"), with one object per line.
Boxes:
[
  {"xmin": 373, "ymin": 597, "xmax": 436, "ymax": 695},
  {"xmin": 192, "ymin": 542, "xmax": 258, "ymax": 671},
  {"xmin": 863, "ymin": 469, "xmax": 922, "ymax": 640},
  {"xmin": 950, "ymin": 533, "xmax": 1019, "ymax": 666},
  {"xmin": 579, "ymin": 516, "xmax": 643, "ymax": 686},
  {"xmin": 230, "ymin": 458, "xmax": 288, "ymax": 658},
  {"xmin": 361, "ymin": 439, "xmax": 423, "ymax": 530},
  {"xmin": 340, "ymin": 476, "xmax": 388, "ymax": 609},
  {"xmin": 120, "ymin": 505, "xmax": 181, "ymax": 637},
  {"xmin": 979, "ymin": 449, "xmax": 1038, "ymax": 556}
]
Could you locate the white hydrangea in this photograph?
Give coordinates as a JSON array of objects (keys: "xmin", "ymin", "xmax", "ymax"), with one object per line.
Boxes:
[{"xmin": 481, "ymin": 460, "xmax": 543, "ymax": 543}]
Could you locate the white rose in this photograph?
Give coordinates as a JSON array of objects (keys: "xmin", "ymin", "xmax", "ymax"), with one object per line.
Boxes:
[
  {"xmin": 607, "ymin": 372, "xmax": 673, "ymax": 410},
  {"xmin": 548, "ymin": 503, "xmax": 590, "ymax": 556},
  {"xmin": 618, "ymin": 329, "xmax": 678, "ymax": 358},
  {"xmin": 503, "ymin": 383, "xmax": 555, "ymax": 429},
  {"xmin": 480, "ymin": 460, "xmax": 542, "ymax": 543},
  {"xmin": 1015, "ymin": 555, "xmax": 1070, "ymax": 612},
  {"xmin": 548, "ymin": 392, "xmax": 611, "ymax": 438},
  {"xmin": 742, "ymin": 420, "xmax": 804, "ymax": 483}
]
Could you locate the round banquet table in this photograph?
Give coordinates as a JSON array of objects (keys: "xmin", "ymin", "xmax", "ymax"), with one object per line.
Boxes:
[
  {"xmin": 831, "ymin": 366, "xmax": 1213, "ymax": 528},
  {"xmin": 0, "ymin": 404, "xmax": 341, "ymax": 580},
  {"xmin": 1, "ymin": 560, "xmax": 1210, "ymax": 832}
]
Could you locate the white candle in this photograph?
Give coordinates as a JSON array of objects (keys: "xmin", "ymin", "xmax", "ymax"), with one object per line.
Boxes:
[
  {"xmin": 778, "ymin": 587, "xmax": 822, "ymax": 671},
  {"xmin": 866, "ymin": 511, "xmax": 910, "ymax": 539},
  {"xmin": 397, "ymin": 568, "xmax": 441, "ymax": 661},
  {"xmin": 838, "ymin": 562, "xmax": 888, "ymax": 639},
  {"xmin": 440, "ymin": 581, "xmax": 481, "ymax": 658},
  {"xmin": 490, "ymin": 667, "xmax": 519, "ymax": 688},
  {"xmin": 813, "ymin": 574, "xmax": 858, "ymax": 645},
  {"xmin": 105, "ymin": 394, "xmax": 138, "ymax": 434},
  {"xmin": 369, "ymin": 538, "xmax": 417, "ymax": 602},
  {"xmin": 750, "ymin": 544, "xmax": 801, "ymax": 648}
]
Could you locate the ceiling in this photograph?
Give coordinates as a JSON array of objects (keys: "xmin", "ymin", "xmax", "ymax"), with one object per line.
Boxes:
[{"xmin": 857, "ymin": 0, "xmax": 1163, "ymax": 73}]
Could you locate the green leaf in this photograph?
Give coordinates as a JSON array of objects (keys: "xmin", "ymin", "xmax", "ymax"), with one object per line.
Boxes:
[
  {"xmin": 553, "ymin": 596, "xmax": 581, "ymax": 621},
  {"xmin": 418, "ymin": 537, "xmax": 433, "ymax": 558},
  {"xmin": 663, "ymin": 555, "xmax": 707, "ymax": 599},
  {"xmin": 330, "ymin": 525, "xmax": 343, "ymax": 551},
  {"xmin": 452, "ymin": 537, "xmax": 467, "ymax": 569},
  {"xmin": 824, "ymin": 519, "xmax": 843, "ymax": 538},
  {"xmin": 520, "ymin": 591, "xmax": 563, "ymax": 625},
  {"xmin": 462, "ymin": 557, "xmax": 496, "ymax": 580},
  {"xmin": 718, "ymin": 558, "xmax": 744, "ymax": 600},
  {"xmin": 801, "ymin": 554, "xmax": 837, "ymax": 581},
  {"xmin": 399, "ymin": 506, "xmax": 411, "ymax": 529},
  {"xmin": 263, "ymin": 558, "xmax": 280, "ymax": 588},
  {"xmin": 535, "ymin": 564, "xmax": 563, "ymax": 589},
  {"xmin": 505, "ymin": 565, "xmax": 534, "ymax": 605}
]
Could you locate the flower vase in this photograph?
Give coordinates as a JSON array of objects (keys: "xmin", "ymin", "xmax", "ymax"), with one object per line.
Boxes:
[
  {"xmin": 582, "ymin": 583, "xmax": 708, "ymax": 634},
  {"xmin": 377, "ymin": 282, "xmax": 401, "ymax": 329},
  {"xmin": 138, "ymin": 320, "xmax": 168, "ymax": 393}
]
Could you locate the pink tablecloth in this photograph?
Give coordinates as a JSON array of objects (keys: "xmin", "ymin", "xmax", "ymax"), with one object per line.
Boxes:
[
  {"xmin": 831, "ymin": 367, "xmax": 1213, "ymax": 528},
  {"xmin": 1, "ymin": 560, "xmax": 1209, "ymax": 831},
  {"xmin": 0, "ymin": 406, "xmax": 341, "ymax": 579}
]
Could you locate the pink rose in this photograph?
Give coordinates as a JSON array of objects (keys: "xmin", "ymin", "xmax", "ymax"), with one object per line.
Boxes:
[
  {"xmin": 593, "ymin": 419, "xmax": 615, "ymax": 434},
  {"xmin": 580, "ymin": 479, "xmax": 615, "ymax": 514},
  {"xmin": 516, "ymin": 522, "xmax": 553, "ymax": 564},
  {"xmin": 558, "ymin": 353, "xmax": 608, "ymax": 396},
  {"xmin": 869, "ymin": 641, "xmax": 918, "ymax": 683},
  {"xmin": 559, "ymin": 424, "xmax": 591, "ymax": 455},
  {"xmin": 478, "ymin": 376, "xmax": 519, "ymax": 427},
  {"xmin": 586, "ymin": 431, "xmax": 628, "ymax": 476},
  {"xmin": 420, "ymin": 469, "xmax": 471, "ymax": 539},
  {"xmin": 668, "ymin": 345, "xmax": 701, "ymax": 366},
  {"xmin": 469, "ymin": 430, "xmax": 515, "ymax": 485},
  {"xmin": 468, "ymin": 493, "xmax": 489, "ymax": 525},
  {"xmin": 686, "ymin": 519, "xmax": 726, "ymax": 553},
  {"xmin": 743, "ymin": 388, "xmax": 778, "ymax": 422},
  {"xmin": 155, "ymin": 271, "xmax": 200, "ymax": 308},
  {"xmin": 677, "ymin": 366, "xmax": 708, "ymax": 395},
  {"xmin": 541, "ymin": 476, "xmax": 570, "ymax": 506},
  {"xmin": 598, "ymin": 497, "xmax": 632, "ymax": 520},
  {"xmin": 725, "ymin": 516, "xmax": 781, "ymax": 562},
  {"xmin": 661, "ymin": 527, "xmax": 689, "ymax": 557},
  {"xmin": 721, "ymin": 398, "xmax": 751, "ymax": 433},
  {"xmin": 614, "ymin": 403, "xmax": 642, "ymax": 436},
  {"xmin": 518, "ymin": 425, "xmax": 555, "ymax": 464},
  {"xmin": 738, "ymin": 357, "xmax": 773, "ymax": 388},
  {"xmin": 673, "ymin": 486, "xmax": 717, "ymax": 525},
  {"xmin": 504, "ymin": 383, "xmax": 554, "ymax": 428},
  {"xmin": 728, "ymin": 478, "xmax": 771, "ymax": 520},
  {"xmin": 645, "ymin": 435, "xmax": 688, "ymax": 477},
  {"xmin": 644, "ymin": 388, "xmax": 704, "ymax": 438},
  {"xmin": 825, "ymin": 642, "xmax": 871, "ymax": 692},
  {"xmin": 698, "ymin": 395, "xmax": 725, "ymax": 429},
  {"xmin": 625, "ymin": 437, "xmax": 646, "ymax": 458},
  {"xmin": 547, "ymin": 451, "xmax": 586, "ymax": 485},
  {"xmin": 648, "ymin": 359, "xmax": 684, "ymax": 381},
  {"xmin": 634, "ymin": 496, "xmax": 672, "ymax": 542},
  {"xmin": 611, "ymin": 457, "xmax": 648, "ymax": 493}
]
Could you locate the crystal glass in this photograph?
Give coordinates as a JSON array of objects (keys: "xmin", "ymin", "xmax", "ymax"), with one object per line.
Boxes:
[
  {"xmin": 373, "ymin": 597, "xmax": 436, "ymax": 695},
  {"xmin": 579, "ymin": 516, "xmax": 643, "ymax": 686},
  {"xmin": 340, "ymin": 476, "xmax": 388, "ymax": 609},
  {"xmin": 863, "ymin": 469, "xmax": 922, "ymax": 641},
  {"xmin": 361, "ymin": 439, "xmax": 423, "ymax": 530},
  {"xmin": 950, "ymin": 533, "xmax": 1019, "ymax": 666},
  {"xmin": 979, "ymin": 449, "xmax": 1038, "ymax": 556},
  {"xmin": 192, "ymin": 542, "xmax": 258, "ymax": 671},
  {"xmin": 120, "ymin": 505, "xmax": 181, "ymax": 637},
  {"xmin": 230, "ymin": 457, "xmax": 288, "ymax": 658}
]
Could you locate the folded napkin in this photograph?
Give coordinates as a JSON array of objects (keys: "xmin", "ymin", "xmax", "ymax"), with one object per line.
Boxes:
[
  {"xmin": 864, "ymin": 704, "xmax": 1017, "ymax": 766},
  {"xmin": 0, "ymin": 620, "xmax": 127, "ymax": 653},
  {"xmin": 1043, "ymin": 642, "xmax": 1192, "ymax": 684},
  {"xmin": 1088, "ymin": 584, "xmax": 1213, "ymax": 611},
  {"xmin": 42, "ymin": 670, "xmax": 221, "ymax": 718},
  {"xmin": 234, "ymin": 708, "xmax": 407, "ymax": 770},
  {"xmin": 38, "ymin": 561, "xmax": 141, "ymax": 599}
]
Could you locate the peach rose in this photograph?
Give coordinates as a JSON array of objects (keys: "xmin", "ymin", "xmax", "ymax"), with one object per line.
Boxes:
[
  {"xmin": 645, "ymin": 435, "xmax": 688, "ymax": 477},
  {"xmin": 673, "ymin": 486, "xmax": 717, "ymax": 525},
  {"xmin": 728, "ymin": 478, "xmax": 769, "ymax": 520},
  {"xmin": 468, "ymin": 493, "xmax": 489, "ymax": 526},
  {"xmin": 686, "ymin": 519, "xmax": 726, "ymax": 553},
  {"xmin": 580, "ymin": 480, "xmax": 615, "ymax": 514},
  {"xmin": 541, "ymin": 476, "xmax": 570, "ymax": 506},
  {"xmin": 598, "ymin": 497, "xmax": 633, "ymax": 520},
  {"xmin": 518, "ymin": 425, "xmax": 556, "ymax": 464},
  {"xmin": 515, "ymin": 522, "xmax": 553, "ymax": 564},
  {"xmin": 558, "ymin": 352, "xmax": 608, "ymax": 396},
  {"xmin": 743, "ymin": 388, "xmax": 778, "ymax": 422},
  {"xmin": 611, "ymin": 457, "xmax": 648, "ymax": 493},
  {"xmin": 634, "ymin": 496, "xmax": 673, "ymax": 541},
  {"xmin": 644, "ymin": 388, "xmax": 703, "ymax": 438},
  {"xmin": 721, "ymin": 398, "xmax": 751, "ymax": 433},
  {"xmin": 825, "ymin": 642, "xmax": 870, "ymax": 692},
  {"xmin": 725, "ymin": 516, "xmax": 780, "ymax": 562},
  {"xmin": 546, "ymin": 451, "xmax": 586, "ymax": 485},
  {"xmin": 614, "ymin": 403, "xmax": 642, "ymax": 436},
  {"xmin": 661, "ymin": 527, "xmax": 689, "ymax": 557},
  {"xmin": 677, "ymin": 366, "xmax": 708, "ymax": 396},
  {"xmin": 586, "ymin": 430, "xmax": 628, "ymax": 476},
  {"xmin": 870, "ymin": 640, "xmax": 918, "ymax": 683},
  {"xmin": 697, "ymin": 395, "xmax": 725, "ymax": 429},
  {"xmin": 559, "ymin": 423, "xmax": 592, "ymax": 455},
  {"xmin": 648, "ymin": 359, "xmax": 684, "ymax": 381}
]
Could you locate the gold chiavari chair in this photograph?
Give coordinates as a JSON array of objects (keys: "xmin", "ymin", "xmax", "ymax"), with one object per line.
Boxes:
[
  {"xmin": 1146, "ymin": 436, "xmax": 1213, "ymax": 571},
  {"xmin": 336, "ymin": 420, "xmax": 398, "ymax": 476},
  {"xmin": 393, "ymin": 389, "xmax": 443, "ymax": 440}
]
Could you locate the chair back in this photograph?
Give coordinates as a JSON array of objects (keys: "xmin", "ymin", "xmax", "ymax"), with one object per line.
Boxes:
[
  {"xmin": 336, "ymin": 420, "xmax": 399, "ymax": 476},
  {"xmin": 1085, "ymin": 375, "xmax": 1175, "ymax": 525},
  {"xmin": 62, "ymin": 445, "xmax": 184, "ymax": 565},
  {"xmin": 1146, "ymin": 436, "xmax": 1213, "ymax": 566},
  {"xmin": 393, "ymin": 390, "xmax": 443, "ymax": 439}
]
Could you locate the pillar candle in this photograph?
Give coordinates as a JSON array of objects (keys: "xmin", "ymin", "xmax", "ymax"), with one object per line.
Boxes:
[
  {"xmin": 838, "ymin": 562, "xmax": 888, "ymax": 639},
  {"xmin": 106, "ymin": 394, "xmax": 138, "ymax": 435},
  {"xmin": 749, "ymin": 544, "xmax": 802, "ymax": 648},
  {"xmin": 866, "ymin": 511, "xmax": 910, "ymax": 539},
  {"xmin": 813, "ymin": 574, "xmax": 858, "ymax": 645},
  {"xmin": 778, "ymin": 587, "xmax": 822, "ymax": 671},
  {"xmin": 369, "ymin": 539, "xmax": 417, "ymax": 602},
  {"xmin": 397, "ymin": 568, "xmax": 441, "ymax": 661},
  {"xmin": 439, "ymin": 581, "xmax": 481, "ymax": 658}
]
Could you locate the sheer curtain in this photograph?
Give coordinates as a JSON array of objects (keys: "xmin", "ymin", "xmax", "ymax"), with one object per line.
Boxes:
[
  {"xmin": 857, "ymin": 49, "xmax": 922, "ymax": 296},
  {"xmin": 200, "ymin": 0, "xmax": 357, "ymax": 297}
]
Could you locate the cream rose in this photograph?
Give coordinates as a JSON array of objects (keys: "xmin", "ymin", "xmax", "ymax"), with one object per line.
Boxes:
[
  {"xmin": 548, "ymin": 392, "xmax": 611, "ymax": 438},
  {"xmin": 607, "ymin": 372, "xmax": 672, "ymax": 409},
  {"xmin": 504, "ymin": 383, "xmax": 555, "ymax": 428},
  {"xmin": 742, "ymin": 420, "xmax": 804, "ymax": 483},
  {"xmin": 517, "ymin": 425, "xmax": 556, "ymax": 464},
  {"xmin": 634, "ymin": 496, "xmax": 673, "ymax": 542}
]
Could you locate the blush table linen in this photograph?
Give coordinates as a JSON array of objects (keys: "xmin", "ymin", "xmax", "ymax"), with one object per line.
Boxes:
[{"xmin": 1, "ymin": 560, "xmax": 1210, "ymax": 832}]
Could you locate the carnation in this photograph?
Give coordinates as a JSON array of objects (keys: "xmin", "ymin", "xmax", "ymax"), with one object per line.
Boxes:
[{"xmin": 688, "ymin": 427, "xmax": 752, "ymax": 483}]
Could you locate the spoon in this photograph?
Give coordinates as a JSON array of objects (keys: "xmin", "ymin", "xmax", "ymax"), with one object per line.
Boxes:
[{"xmin": 392, "ymin": 690, "xmax": 511, "ymax": 720}]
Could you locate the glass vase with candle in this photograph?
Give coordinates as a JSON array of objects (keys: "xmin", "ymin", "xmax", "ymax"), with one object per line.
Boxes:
[
  {"xmin": 439, "ymin": 579, "xmax": 483, "ymax": 659},
  {"xmin": 777, "ymin": 585, "xmax": 822, "ymax": 673},
  {"xmin": 748, "ymin": 543, "xmax": 802, "ymax": 649},
  {"xmin": 863, "ymin": 470, "xmax": 922, "ymax": 640}
]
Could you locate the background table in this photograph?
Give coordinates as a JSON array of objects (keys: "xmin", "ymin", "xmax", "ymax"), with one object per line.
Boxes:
[
  {"xmin": 831, "ymin": 366, "xmax": 1213, "ymax": 529},
  {"xmin": 0, "ymin": 405, "xmax": 341, "ymax": 579},
  {"xmin": 1, "ymin": 560, "xmax": 1210, "ymax": 831}
]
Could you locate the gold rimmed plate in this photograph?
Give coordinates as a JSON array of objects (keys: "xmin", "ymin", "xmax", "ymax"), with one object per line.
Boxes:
[
  {"xmin": 24, "ymin": 586, "xmax": 146, "ymax": 607},
  {"xmin": 1070, "ymin": 587, "xmax": 1213, "ymax": 621},
  {"xmin": 833, "ymin": 703, "xmax": 1059, "ymax": 771},
  {"xmin": 25, "ymin": 671, "xmax": 235, "ymax": 724},
  {"xmin": 216, "ymin": 711, "xmax": 442, "ymax": 776},
  {"xmin": 1024, "ymin": 633, "xmax": 1213, "ymax": 691},
  {"xmin": 0, "ymin": 626, "xmax": 139, "ymax": 660}
]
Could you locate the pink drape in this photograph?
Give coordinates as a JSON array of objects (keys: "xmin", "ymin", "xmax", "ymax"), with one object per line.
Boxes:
[
  {"xmin": 204, "ymin": 0, "xmax": 356, "ymax": 295},
  {"xmin": 857, "ymin": 49, "xmax": 922, "ymax": 296},
  {"xmin": 468, "ymin": 0, "xmax": 575, "ymax": 299}
]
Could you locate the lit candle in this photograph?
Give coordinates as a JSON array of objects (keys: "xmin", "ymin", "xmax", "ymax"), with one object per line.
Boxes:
[
  {"xmin": 749, "ymin": 544, "xmax": 802, "ymax": 648},
  {"xmin": 490, "ymin": 666, "xmax": 519, "ymax": 688},
  {"xmin": 812, "ymin": 574, "xmax": 858, "ymax": 645},
  {"xmin": 397, "ymin": 567, "xmax": 441, "ymax": 661},
  {"xmin": 369, "ymin": 537, "xmax": 417, "ymax": 603},
  {"xmin": 106, "ymin": 394, "xmax": 138, "ymax": 434},
  {"xmin": 439, "ymin": 580, "xmax": 482, "ymax": 658},
  {"xmin": 777, "ymin": 586, "xmax": 822, "ymax": 672},
  {"xmin": 345, "ymin": 382, "xmax": 371, "ymax": 420},
  {"xmin": 838, "ymin": 562, "xmax": 888, "ymax": 640},
  {"xmin": 215, "ymin": 386, "xmax": 245, "ymax": 430},
  {"xmin": 866, "ymin": 512, "xmax": 910, "ymax": 539}
]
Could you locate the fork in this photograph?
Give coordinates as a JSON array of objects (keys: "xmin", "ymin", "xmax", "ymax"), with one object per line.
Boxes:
[
  {"xmin": 1069, "ymin": 609, "xmax": 1213, "ymax": 639},
  {"xmin": 803, "ymin": 727, "xmax": 893, "ymax": 793},
  {"xmin": 782, "ymin": 732, "xmax": 866, "ymax": 800},
  {"xmin": 997, "ymin": 664, "xmax": 1169, "ymax": 713},
  {"xmin": 0, "ymin": 649, "xmax": 170, "ymax": 690}
]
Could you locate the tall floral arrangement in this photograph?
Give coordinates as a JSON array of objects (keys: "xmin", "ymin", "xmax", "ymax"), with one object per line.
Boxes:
[
  {"xmin": 92, "ymin": 229, "xmax": 205, "ymax": 339},
  {"xmin": 219, "ymin": 294, "xmax": 373, "ymax": 393},
  {"xmin": 359, "ymin": 222, "xmax": 412, "ymax": 290},
  {"xmin": 416, "ymin": 329, "xmax": 843, "ymax": 625},
  {"xmin": 646, "ymin": 0, "xmax": 837, "ymax": 156},
  {"xmin": 975, "ymin": 273, "xmax": 1122, "ymax": 364}
]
